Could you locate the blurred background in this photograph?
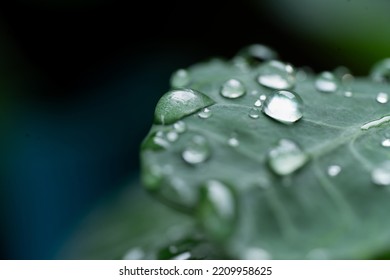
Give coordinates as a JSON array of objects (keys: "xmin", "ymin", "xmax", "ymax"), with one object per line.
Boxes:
[{"xmin": 1, "ymin": 0, "xmax": 390, "ymax": 259}]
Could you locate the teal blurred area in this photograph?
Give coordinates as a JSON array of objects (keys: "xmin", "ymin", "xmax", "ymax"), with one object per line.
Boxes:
[{"xmin": 0, "ymin": 0, "xmax": 388, "ymax": 259}]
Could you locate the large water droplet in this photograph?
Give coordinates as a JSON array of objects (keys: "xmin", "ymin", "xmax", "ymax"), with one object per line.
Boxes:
[
  {"xmin": 376, "ymin": 92, "xmax": 389, "ymax": 104},
  {"xmin": 198, "ymin": 107, "xmax": 212, "ymax": 119},
  {"xmin": 370, "ymin": 58, "xmax": 390, "ymax": 83},
  {"xmin": 327, "ymin": 165, "xmax": 341, "ymax": 177},
  {"xmin": 372, "ymin": 161, "xmax": 390, "ymax": 186},
  {"xmin": 197, "ymin": 180, "xmax": 237, "ymax": 240},
  {"xmin": 381, "ymin": 139, "xmax": 390, "ymax": 147},
  {"xmin": 173, "ymin": 120, "xmax": 187, "ymax": 133},
  {"xmin": 220, "ymin": 79, "xmax": 246, "ymax": 99},
  {"xmin": 182, "ymin": 135, "xmax": 210, "ymax": 164},
  {"xmin": 154, "ymin": 89, "xmax": 215, "ymax": 125},
  {"xmin": 236, "ymin": 44, "xmax": 278, "ymax": 66},
  {"xmin": 262, "ymin": 90, "xmax": 303, "ymax": 124},
  {"xmin": 315, "ymin": 72, "xmax": 338, "ymax": 93},
  {"xmin": 248, "ymin": 108, "xmax": 260, "ymax": 119},
  {"xmin": 257, "ymin": 60, "xmax": 296, "ymax": 90},
  {"xmin": 170, "ymin": 69, "xmax": 190, "ymax": 88},
  {"xmin": 268, "ymin": 139, "xmax": 308, "ymax": 176}
]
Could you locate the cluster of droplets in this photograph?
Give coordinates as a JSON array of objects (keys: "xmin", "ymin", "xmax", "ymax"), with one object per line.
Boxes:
[{"xmin": 143, "ymin": 48, "xmax": 390, "ymax": 260}]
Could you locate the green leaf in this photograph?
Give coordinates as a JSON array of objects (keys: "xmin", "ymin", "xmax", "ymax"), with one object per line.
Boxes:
[
  {"xmin": 58, "ymin": 178, "xmax": 223, "ymax": 260},
  {"xmin": 141, "ymin": 53, "xmax": 390, "ymax": 259}
]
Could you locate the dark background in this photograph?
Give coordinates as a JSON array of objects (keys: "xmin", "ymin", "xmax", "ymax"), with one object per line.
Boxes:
[{"xmin": 0, "ymin": 0, "xmax": 387, "ymax": 259}]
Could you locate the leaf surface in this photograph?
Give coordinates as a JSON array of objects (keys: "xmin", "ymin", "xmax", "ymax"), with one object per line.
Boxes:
[{"xmin": 141, "ymin": 56, "xmax": 390, "ymax": 259}]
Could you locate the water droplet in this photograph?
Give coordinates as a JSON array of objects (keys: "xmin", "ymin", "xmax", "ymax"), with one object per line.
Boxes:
[
  {"xmin": 172, "ymin": 252, "xmax": 192, "ymax": 260},
  {"xmin": 236, "ymin": 44, "xmax": 278, "ymax": 66},
  {"xmin": 381, "ymin": 139, "xmax": 390, "ymax": 147},
  {"xmin": 154, "ymin": 89, "xmax": 215, "ymax": 125},
  {"xmin": 142, "ymin": 131, "xmax": 170, "ymax": 151},
  {"xmin": 262, "ymin": 90, "xmax": 304, "ymax": 124},
  {"xmin": 327, "ymin": 165, "xmax": 341, "ymax": 177},
  {"xmin": 372, "ymin": 161, "xmax": 390, "ymax": 186},
  {"xmin": 257, "ymin": 60, "xmax": 296, "ymax": 90},
  {"xmin": 370, "ymin": 58, "xmax": 390, "ymax": 83},
  {"xmin": 259, "ymin": 94, "xmax": 267, "ymax": 101},
  {"xmin": 198, "ymin": 107, "xmax": 212, "ymax": 119},
  {"xmin": 197, "ymin": 180, "xmax": 237, "ymax": 240},
  {"xmin": 251, "ymin": 90, "xmax": 258, "ymax": 96},
  {"xmin": 248, "ymin": 108, "xmax": 260, "ymax": 119},
  {"xmin": 182, "ymin": 135, "xmax": 210, "ymax": 164},
  {"xmin": 123, "ymin": 247, "xmax": 145, "ymax": 260},
  {"xmin": 142, "ymin": 163, "xmax": 166, "ymax": 191},
  {"xmin": 241, "ymin": 247, "xmax": 271, "ymax": 260},
  {"xmin": 228, "ymin": 135, "xmax": 239, "ymax": 147},
  {"xmin": 220, "ymin": 79, "xmax": 246, "ymax": 99},
  {"xmin": 344, "ymin": 91, "xmax": 353, "ymax": 97},
  {"xmin": 315, "ymin": 72, "xmax": 338, "ymax": 93},
  {"xmin": 173, "ymin": 121, "xmax": 187, "ymax": 133},
  {"xmin": 268, "ymin": 139, "xmax": 308, "ymax": 176},
  {"xmin": 254, "ymin": 100, "xmax": 262, "ymax": 107},
  {"xmin": 170, "ymin": 69, "xmax": 190, "ymax": 88},
  {"xmin": 166, "ymin": 130, "xmax": 179, "ymax": 142},
  {"xmin": 157, "ymin": 176, "xmax": 197, "ymax": 210},
  {"xmin": 333, "ymin": 66, "xmax": 350, "ymax": 79},
  {"xmin": 376, "ymin": 92, "xmax": 388, "ymax": 104}
]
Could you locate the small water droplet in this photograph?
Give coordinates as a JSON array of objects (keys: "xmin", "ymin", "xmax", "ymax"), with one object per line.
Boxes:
[
  {"xmin": 372, "ymin": 161, "xmax": 390, "ymax": 186},
  {"xmin": 241, "ymin": 247, "xmax": 271, "ymax": 260},
  {"xmin": 257, "ymin": 60, "xmax": 296, "ymax": 90},
  {"xmin": 315, "ymin": 72, "xmax": 338, "ymax": 93},
  {"xmin": 154, "ymin": 89, "xmax": 215, "ymax": 125},
  {"xmin": 262, "ymin": 90, "xmax": 303, "ymax": 124},
  {"xmin": 182, "ymin": 135, "xmax": 210, "ymax": 164},
  {"xmin": 220, "ymin": 79, "xmax": 246, "ymax": 99},
  {"xmin": 170, "ymin": 69, "xmax": 190, "ymax": 88},
  {"xmin": 248, "ymin": 108, "xmax": 260, "ymax": 119},
  {"xmin": 142, "ymin": 131, "xmax": 170, "ymax": 151},
  {"xmin": 254, "ymin": 100, "xmax": 262, "ymax": 107},
  {"xmin": 142, "ymin": 164, "xmax": 164, "ymax": 191},
  {"xmin": 123, "ymin": 247, "xmax": 145, "ymax": 260},
  {"xmin": 172, "ymin": 251, "xmax": 192, "ymax": 260},
  {"xmin": 198, "ymin": 107, "xmax": 212, "ymax": 119},
  {"xmin": 166, "ymin": 130, "xmax": 179, "ymax": 142},
  {"xmin": 228, "ymin": 135, "xmax": 240, "ymax": 147},
  {"xmin": 236, "ymin": 44, "xmax": 278, "ymax": 66},
  {"xmin": 251, "ymin": 90, "xmax": 258, "ymax": 96},
  {"xmin": 376, "ymin": 92, "xmax": 389, "ymax": 104},
  {"xmin": 381, "ymin": 139, "xmax": 390, "ymax": 147},
  {"xmin": 327, "ymin": 165, "xmax": 341, "ymax": 177},
  {"xmin": 173, "ymin": 121, "xmax": 187, "ymax": 133},
  {"xmin": 370, "ymin": 58, "xmax": 390, "ymax": 83},
  {"xmin": 197, "ymin": 180, "xmax": 237, "ymax": 240},
  {"xmin": 342, "ymin": 73, "xmax": 354, "ymax": 84},
  {"xmin": 268, "ymin": 139, "xmax": 308, "ymax": 176},
  {"xmin": 259, "ymin": 94, "xmax": 267, "ymax": 101},
  {"xmin": 344, "ymin": 91, "xmax": 353, "ymax": 97}
]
